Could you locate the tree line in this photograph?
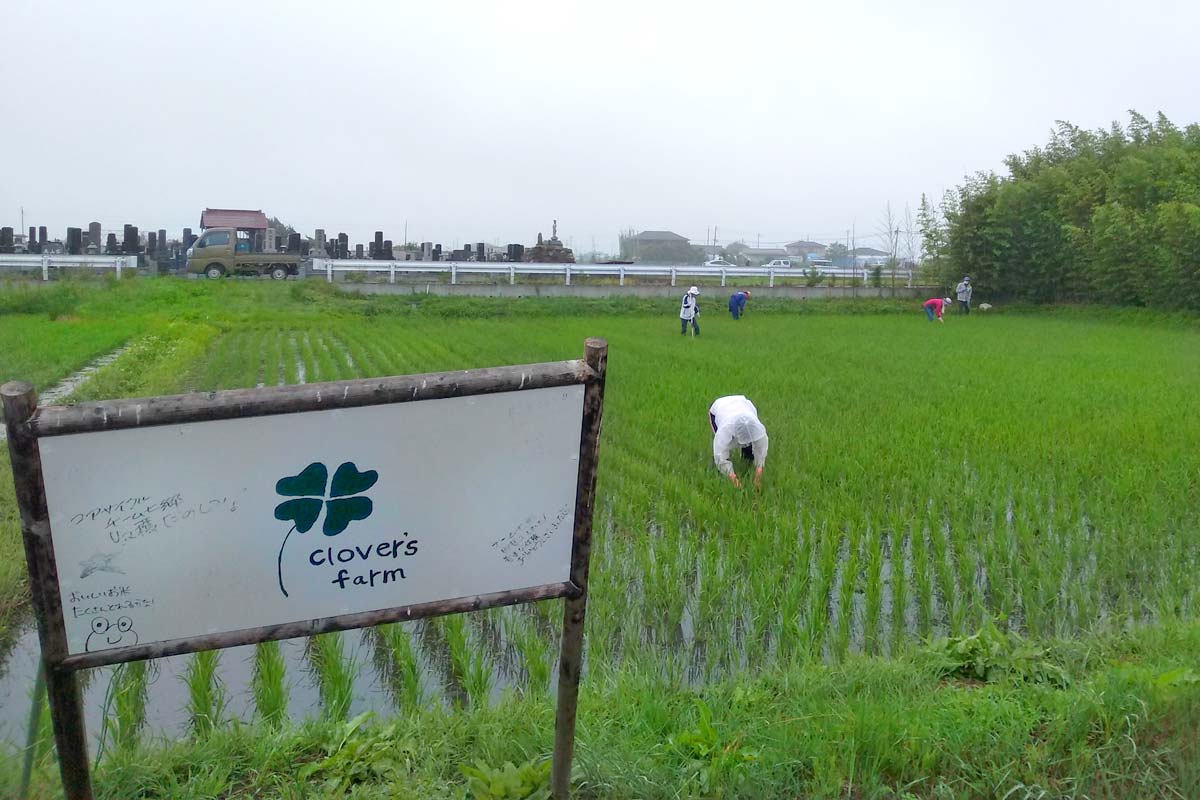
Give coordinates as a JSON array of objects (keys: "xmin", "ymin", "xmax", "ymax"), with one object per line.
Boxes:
[{"xmin": 920, "ymin": 112, "xmax": 1200, "ymax": 308}]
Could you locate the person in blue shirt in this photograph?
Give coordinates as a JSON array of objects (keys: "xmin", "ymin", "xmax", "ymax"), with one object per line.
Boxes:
[{"xmin": 729, "ymin": 289, "xmax": 751, "ymax": 320}]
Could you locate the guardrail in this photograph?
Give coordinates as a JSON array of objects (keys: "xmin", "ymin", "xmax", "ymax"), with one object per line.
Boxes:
[
  {"xmin": 311, "ymin": 259, "xmax": 913, "ymax": 288},
  {"xmin": 0, "ymin": 253, "xmax": 138, "ymax": 280}
]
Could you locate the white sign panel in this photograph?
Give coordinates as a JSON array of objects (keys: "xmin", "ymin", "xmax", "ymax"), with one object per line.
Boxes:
[{"xmin": 38, "ymin": 386, "xmax": 584, "ymax": 656}]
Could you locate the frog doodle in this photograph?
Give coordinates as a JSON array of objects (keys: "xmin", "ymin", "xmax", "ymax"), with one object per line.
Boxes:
[{"xmin": 85, "ymin": 616, "xmax": 138, "ymax": 652}]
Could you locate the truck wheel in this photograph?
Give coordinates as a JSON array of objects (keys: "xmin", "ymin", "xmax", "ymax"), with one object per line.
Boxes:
[
  {"xmin": 205, "ymin": 265, "xmax": 224, "ymax": 280},
  {"xmin": 270, "ymin": 266, "xmax": 288, "ymax": 281}
]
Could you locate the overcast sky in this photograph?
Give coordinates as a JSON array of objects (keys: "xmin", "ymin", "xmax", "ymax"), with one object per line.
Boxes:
[{"xmin": 2, "ymin": 0, "xmax": 1197, "ymax": 253}]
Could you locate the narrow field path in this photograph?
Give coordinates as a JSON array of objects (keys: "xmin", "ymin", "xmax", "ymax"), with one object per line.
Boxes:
[{"xmin": 0, "ymin": 344, "xmax": 130, "ymax": 440}]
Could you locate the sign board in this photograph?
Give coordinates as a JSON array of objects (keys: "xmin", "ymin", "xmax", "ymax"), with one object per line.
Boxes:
[
  {"xmin": 41, "ymin": 387, "xmax": 582, "ymax": 655},
  {"xmin": 2, "ymin": 338, "xmax": 607, "ymax": 800}
]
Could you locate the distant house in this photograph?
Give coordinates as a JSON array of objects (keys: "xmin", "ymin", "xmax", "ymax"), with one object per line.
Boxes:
[
  {"xmin": 630, "ymin": 230, "xmax": 690, "ymax": 246},
  {"xmin": 696, "ymin": 244, "xmax": 723, "ymax": 258},
  {"xmin": 851, "ymin": 246, "xmax": 890, "ymax": 267},
  {"xmin": 621, "ymin": 229, "xmax": 700, "ymax": 263},
  {"xmin": 786, "ymin": 240, "xmax": 826, "ymax": 259}
]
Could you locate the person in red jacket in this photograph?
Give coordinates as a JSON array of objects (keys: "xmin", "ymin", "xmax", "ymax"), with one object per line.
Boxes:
[{"xmin": 923, "ymin": 296, "xmax": 952, "ymax": 323}]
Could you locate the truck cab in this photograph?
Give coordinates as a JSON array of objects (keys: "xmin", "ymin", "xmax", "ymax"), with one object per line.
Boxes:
[{"xmin": 186, "ymin": 227, "xmax": 301, "ymax": 280}]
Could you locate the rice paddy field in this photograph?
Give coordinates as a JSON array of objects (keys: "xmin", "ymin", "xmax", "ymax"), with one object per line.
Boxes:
[{"xmin": 2, "ymin": 279, "xmax": 1200, "ymax": 799}]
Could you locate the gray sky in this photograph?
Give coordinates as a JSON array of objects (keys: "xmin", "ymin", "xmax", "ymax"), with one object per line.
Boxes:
[{"xmin": 3, "ymin": 0, "xmax": 1197, "ymax": 253}]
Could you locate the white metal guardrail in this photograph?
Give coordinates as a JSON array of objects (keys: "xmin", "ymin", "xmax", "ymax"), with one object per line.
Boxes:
[
  {"xmin": 0, "ymin": 253, "xmax": 137, "ymax": 280},
  {"xmin": 311, "ymin": 259, "xmax": 912, "ymax": 288}
]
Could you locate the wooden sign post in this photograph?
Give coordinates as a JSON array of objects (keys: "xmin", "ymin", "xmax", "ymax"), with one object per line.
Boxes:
[{"xmin": 2, "ymin": 338, "xmax": 607, "ymax": 800}]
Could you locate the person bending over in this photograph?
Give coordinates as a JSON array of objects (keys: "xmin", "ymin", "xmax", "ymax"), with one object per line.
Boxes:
[
  {"xmin": 923, "ymin": 296, "xmax": 952, "ymax": 323},
  {"xmin": 709, "ymin": 394, "xmax": 769, "ymax": 488},
  {"xmin": 729, "ymin": 290, "xmax": 751, "ymax": 320}
]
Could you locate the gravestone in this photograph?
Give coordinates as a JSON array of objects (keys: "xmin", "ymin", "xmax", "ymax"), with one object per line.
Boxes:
[
  {"xmin": 66, "ymin": 228, "xmax": 83, "ymax": 255},
  {"xmin": 105, "ymin": 234, "xmax": 119, "ymax": 254},
  {"xmin": 122, "ymin": 225, "xmax": 140, "ymax": 254},
  {"xmin": 315, "ymin": 229, "xmax": 327, "ymax": 255},
  {"xmin": 0, "ymin": 227, "xmax": 12, "ymax": 254},
  {"xmin": 146, "ymin": 231, "xmax": 157, "ymax": 256},
  {"xmin": 355, "ymin": 244, "xmax": 364, "ymax": 259},
  {"xmin": 28, "ymin": 227, "xmax": 38, "ymax": 254},
  {"xmin": 39, "ymin": 227, "xmax": 47, "ymax": 248},
  {"xmin": 287, "ymin": 232, "xmax": 301, "ymax": 254},
  {"xmin": 183, "ymin": 228, "xmax": 195, "ymax": 248},
  {"xmin": 421, "ymin": 242, "xmax": 432, "ymax": 261},
  {"xmin": 477, "ymin": 242, "xmax": 487, "ymax": 262},
  {"xmin": 88, "ymin": 222, "xmax": 102, "ymax": 250},
  {"xmin": 383, "ymin": 240, "xmax": 393, "ymax": 260},
  {"xmin": 157, "ymin": 229, "xmax": 168, "ymax": 257},
  {"xmin": 433, "ymin": 244, "xmax": 442, "ymax": 262},
  {"xmin": 338, "ymin": 233, "xmax": 349, "ymax": 259}
]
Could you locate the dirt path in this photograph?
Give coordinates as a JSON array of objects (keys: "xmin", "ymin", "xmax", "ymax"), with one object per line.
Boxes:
[{"xmin": 0, "ymin": 345, "xmax": 129, "ymax": 440}]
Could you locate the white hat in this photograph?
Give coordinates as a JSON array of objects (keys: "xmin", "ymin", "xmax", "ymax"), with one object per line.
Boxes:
[
  {"xmin": 731, "ymin": 414, "xmax": 767, "ymax": 446},
  {"xmin": 687, "ymin": 286, "xmax": 699, "ymax": 295},
  {"xmin": 944, "ymin": 297, "xmax": 953, "ymax": 304}
]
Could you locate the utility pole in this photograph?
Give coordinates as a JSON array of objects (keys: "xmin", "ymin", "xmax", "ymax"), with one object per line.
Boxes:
[
  {"xmin": 403, "ymin": 220, "xmax": 408, "ymax": 247},
  {"xmin": 851, "ymin": 223, "xmax": 857, "ymax": 281}
]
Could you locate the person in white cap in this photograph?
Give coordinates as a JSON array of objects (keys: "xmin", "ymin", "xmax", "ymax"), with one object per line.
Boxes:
[
  {"xmin": 709, "ymin": 395, "xmax": 769, "ymax": 488},
  {"xmin": 679, "ymin": 286, "xmax": 700, "ymax": 336},
  {"xmin": 954, "ymin": 276, "xmax": 973, "ymax": 314}
]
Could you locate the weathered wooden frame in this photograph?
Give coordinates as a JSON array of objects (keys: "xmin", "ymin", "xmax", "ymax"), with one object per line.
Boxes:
[{"xmin": 2, "ymin": 337, "xmax": 607, "ymax": 800}]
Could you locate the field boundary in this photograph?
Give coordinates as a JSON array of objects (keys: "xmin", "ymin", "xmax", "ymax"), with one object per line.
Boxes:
[{"xmin": 332, "ymin": 283, "xmax": 927, "ymax": 300}]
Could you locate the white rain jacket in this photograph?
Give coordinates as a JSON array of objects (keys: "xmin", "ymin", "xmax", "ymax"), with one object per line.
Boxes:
[
  {"xmin": 955, "ymin": 281, "xmax": 972, "ymax": 302},
  {"xmin": 680, "ymin": 292, "xmax": 698, "ymax": 320},
  {"xmin": 709, "ymin": 395, "xmax": 769, "ymax": 477}
]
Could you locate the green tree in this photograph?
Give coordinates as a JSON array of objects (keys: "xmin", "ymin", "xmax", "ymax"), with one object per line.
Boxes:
[{"xmin": 930, "ymin": 111, "xmax": 1200, "ymax": 308}]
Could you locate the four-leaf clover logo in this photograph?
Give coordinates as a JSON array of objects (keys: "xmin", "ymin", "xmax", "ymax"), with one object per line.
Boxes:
[{"xmin": 274, "ymin": 461, "xmax": 378, "ymax": 597}]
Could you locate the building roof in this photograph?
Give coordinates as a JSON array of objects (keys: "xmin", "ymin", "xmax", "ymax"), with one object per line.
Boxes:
[
  {"xmin": 851, "ymin": 246, "xmax": 888, "ymax": 256},
  {"xmin": 200, "ymin": 208, "xmax": 270, "ymax": 230},
  {"xmin": 741, "ymin": 247, "xmax": 789, "ymax": 257},
  {"xmin": 787, "ymin": 240, "xmax": 826, "ymax": 250},
  {"xmin": 633, "ymin": 230, "xmax": 690, "ymax": 243}
]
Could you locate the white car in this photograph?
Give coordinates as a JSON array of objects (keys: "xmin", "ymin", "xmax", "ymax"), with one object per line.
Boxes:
[
  {"xmin": 763, "ymin": 259, "xmax": 795, "ymax": 269},
  {"xmin": 704, "ymin": 258, "xmax": 736, "ymax": 268}
]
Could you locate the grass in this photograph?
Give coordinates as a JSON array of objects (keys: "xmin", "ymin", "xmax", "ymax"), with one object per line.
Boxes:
[
  {"xmin": 0, "ymin": 279, "xmax": 1198, "ymax": 796},
  {"xmin": 6, "ymin": 622, "xmax": 1200, "ymax": 799}
]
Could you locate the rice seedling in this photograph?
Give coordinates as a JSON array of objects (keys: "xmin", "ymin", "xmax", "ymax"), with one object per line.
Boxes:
[
  {"xmin": 251, "ymin": 640, "xmax": 289, "ymax": 728},
  {"xmin": 306, "ymin": 633, "xmax": 358, "ymax": 721},
  {"xmin": 183, "ymin": 650, "xmax": 226, "ymax": 737},
  {"xmin": 441, "ymin": 614, "xmax": 494, "ymax": 708},
  {"xmin": 862, "ymin": 522, "xmax": 884, "ymax": 656},
  {"xmin": 501, "ymin": 608, "xmax": 553, "ymax": 694},
  {"xmin": 101, "ymin": 661, "xmax": 152, "ymax": 753},
  {"xmin": 374, "ymin": 623, "xmax": 424, "ymax": 712}
]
